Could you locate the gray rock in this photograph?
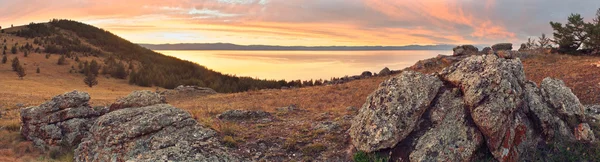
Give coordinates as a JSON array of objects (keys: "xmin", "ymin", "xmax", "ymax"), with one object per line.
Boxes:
[
  {"xmin": 574, "ymin": 123, "xmax": 596, "ymax": 143},
  {"xmin": 75, "ymin": 104, "xmax": 242, "ymax": 162},
  {"xmin": 312, "ymin": 121, "xmax": 340, "ymax": 132},
  {"xmin": 379, "ymin": 67, "xmax": 391, "ymax": 76},
  {"xmin": 453, "ymin": 45, "xmax": 479, "ymax": 56},
  {"xmin": 491, "ymin": 43, "xmax": 513, "ymax": 51},
  {"xmin": 217, "ymin": 109, "xmax": 272, "ymax": 121},
  {"xmin": 20, "ymin": 91, "xmax": 108, "ymax": 150},
  {"xmin": 109, "ymin": 90, "xmax": 166, "ymax": 111},
  {"xmin": 541, "ymin": 78, "xmax": 586, "ymax": 127},
  {"xmin": 175, "ymin": 85, "xmax": 218, "ymax": 94},
  {"xmin": 410, "ymin": 89, "xmax": 484, "ymax": 162},
  {"xmin": 525, "ymin": 82, "xmax": 574, "ymax": 141},
  {"xmin": 276, "ymin": 104, "xmax": 300, "ymax": 112},
  {"xmin": 586, "ymin": 105, "xmax": 600, "ymax": 123},
  {"xmin": 349, "ymin": 71, "xmax": 442, "ymax": 152}
]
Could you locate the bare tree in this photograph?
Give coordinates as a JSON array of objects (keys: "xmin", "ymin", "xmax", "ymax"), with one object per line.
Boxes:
[{"xmin": 538, "ymin": 33, "xmax": 552, "ymax": 48}]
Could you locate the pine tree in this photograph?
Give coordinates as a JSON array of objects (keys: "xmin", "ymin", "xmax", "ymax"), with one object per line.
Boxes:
[
  {"xmin": 538, "ymin": 33, "xmax": 552, "ymax": 49},
  {"xmin": 1, "ymin": 55, "xmax": 6, "ymax": 64},
  {"xmin": 83, "ymin": 72, "xmax": 98, "ymax": 88},
  {"xmin": 90, "ymin": 60, "xmax": 100, "ymax": 76},
  {"xmin": 15, "ymin": 64, "xmax": 26, "ymax": 79},
  {"xmin": 11, "ymin": 45, "xmax": 17, "ymax": 54},
  {"xmin": 11, "ymin": 57, "xmax": 19, "ymax": 71},
  {"xmin": 23, "ymin": 51, "xmax": 28, "ymax": 57},
  {"xmin": 36, "ymin": 67, "xmax": 40, "ymax": 73}
]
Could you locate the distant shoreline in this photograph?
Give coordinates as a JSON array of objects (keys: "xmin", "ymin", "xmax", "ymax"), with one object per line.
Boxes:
[{"xmin": 139, "ymin": 43, "xmax": 457, "ymax": 51}]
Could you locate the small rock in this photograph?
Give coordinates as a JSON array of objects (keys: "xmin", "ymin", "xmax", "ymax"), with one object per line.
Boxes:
[
  {"xmin": 312, "ymin": 121, "xmax": 340, "ymax": 132},
  {"xmin": 217, "ymin": 110, "xmax": 272, "ymax": 121},
  {"xmin": 379, "ymin": 67, "xmax": 391, "ymax": 76},
  {"xmin": 361, "ymin": 71, "xmax": 373, "ymax": 78},
  {"xmin": 452, "ymin": 45, "xmax": 479, "ymax": 56},
  {"xmin": 276, "ymin": 104, "xmax": 299, "ymax": 112},
  {"xmin": 491, "ymin": 43, "xmax": 513, "ymax": 51},
  {"xmin": 481, "ymin": 47, "xmax": 492, "ymax": 54},
  {"xmin": 346, "ymin": 106, "xmax": 357, "ymax": 112}
]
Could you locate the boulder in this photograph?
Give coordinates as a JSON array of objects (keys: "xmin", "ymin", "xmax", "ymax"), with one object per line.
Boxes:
[
  {"xmin": 361, "ymin": 71, "xmax": 373, "ymax": 78},
  {"xmin": 217, "ymin": 109, "xmax": 272, "ymax": 121},
  {"xmin": 379, "ymin": 67, "xmax": 391, "ymax": 76},
  {"xmin": 109, "ymin": 90, "xmax": 166, "ymax": 111},
  {"xmin": 492, "ymin": 43, "xmax": 513, "ymax": 51},
  {"xmin": 75, "ymin": 104, "xmax": 241, "ymax": 162},
  {"xmin": 349, "ymin": 71, "xmax": 442, "ymax": 152},
  {"xmin": 20, "ymin": 91, "xmax": 109, "ymax": 150},
  {"xmin": 350, "ymin": 54, "xmax": 597, "ymax": 161},
  {"xmin": 481, "ymin": 47, "xmax": 492, "ymax": 54},
  {"xmin": 410, "ymin": 89, "xmax": 484, "ymax": 162},
  {"xmin": 540, "ymin": 78, "xmax": 586, "ymax": 127},
  {"xmin": 453, "ymin": 45, "xmax": 479, "ymax": 56},
  {"xmin": 276, "ymin": 104, "xmax": 300, "ymax": 112}
]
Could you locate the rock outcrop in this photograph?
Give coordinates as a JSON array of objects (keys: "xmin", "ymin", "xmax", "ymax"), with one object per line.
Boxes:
[
  {"xmin": 349, "ymin": 71, "xmax": 443, "ymax": 152},
  {"xmin": 21, "ymin": 90, "xmax": 242, "ymax": 161},
  {"xmin": 20, "ymin": 91, "xmax": 109, "ymax": 150},
  {"xmin": 175, "ymin": 85, "xmax": 218, "ymax": 95},
  {"xmin": 481, "ymin": 47, "xmax": 492, "ymax": 54},
  {"xmin": 453, "ymin": 45, "xmax": 479, "ymax": 56},
  {"xmin": 379, "ymin": 67, "xmax": 391, "ymax": 76},
  {"xmin": 350, "ymin": 54, "xmax": 596, "ymax": 162},
  {"xmin": 75, "ymin": 104, "xmax": 241, "ymax": 161}
]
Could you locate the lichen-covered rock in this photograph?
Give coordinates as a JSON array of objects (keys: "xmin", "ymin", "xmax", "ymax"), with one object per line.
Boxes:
[
  {"xmin": 525, "ymin": 82, "xmax": 574, "ymax": 141},
  {"xmin": 440, "ymin": 54, "xmax": 526, "ymax": 159},
  {"xmin": 109, "ymin": 90, "xmax": 166, "ymax": 111},
  {"xmin": 410, "ymin": 89, "xmax": 484, "ymax": 162},
  {"xmin": 20, "ymin": 91, "xmax": 108, "ymax": 150},
  {"xmin": 217, "ymin": 109, "xmax": 272, "ymax": 121},
  {"xmin": 349, "ymin": 71, "xmax": 442, "ymax": 152},
  {"xmin": 75, "ymin": 104, "xmax": 242, "ymax": 162},
  {"xmin": 541, "ymin": 78, "xmax": 586, "ymax": 127},
  {"xmin": 492, "ymin": 43, "xmax": 513, "ymax": 51}
]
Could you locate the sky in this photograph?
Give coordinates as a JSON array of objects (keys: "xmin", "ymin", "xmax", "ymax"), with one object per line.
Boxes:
[{"xmin": 0, "ymin": 0, "xmax": 599, "ymax": 46}]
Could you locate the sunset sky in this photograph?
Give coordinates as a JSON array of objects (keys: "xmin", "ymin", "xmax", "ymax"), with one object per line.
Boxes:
[{"xmin": 1, "ymin": 0, "xmax": 599, "ymax": 46}]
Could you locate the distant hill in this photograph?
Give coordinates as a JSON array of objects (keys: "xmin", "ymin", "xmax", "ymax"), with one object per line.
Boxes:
[
  {"xmin": 7, "ymin": 20, "xmax": 288, "ymax": 92},
  {"xmin": 138, "ymin": 43, "xmax": 456, "ymax": 51}
]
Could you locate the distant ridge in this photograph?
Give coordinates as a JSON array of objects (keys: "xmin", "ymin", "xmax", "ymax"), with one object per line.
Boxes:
[{"xmin": 138, "ymin": 43, "xmax": 456, "ymax": 51}]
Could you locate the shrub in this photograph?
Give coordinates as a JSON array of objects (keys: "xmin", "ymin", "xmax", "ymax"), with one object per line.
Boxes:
[
  {"xmin": 222, "ymin": 136, "xmax": 237, "ymax": 148},
  {"xmin": 301, "ymin": 143, "xmax": 326, "ymax": 155},
  {"xmin": 57, "ymin": 55, "xmax": 67, "ymax": 65},
  {"xmin": 15, "ymin": 64, "xmax": 26, "ymax": 79},
  {"xmin": 10, "ymin": 46, "xmax": 16, "ymax": 54},
  {"xmin": 36, "ymin": 67, "xmax": 40, "ymax": 73},
  {"xmin": 353, "ymin": 151, "xmax": 389, "ymax": 162},
  {"xmin": 11, "ymin": 57, "xmax": 19, "ymax": 71},
  {"xmin": 1, "ymin": 55, "xmax": 6, "ymax": 64}
]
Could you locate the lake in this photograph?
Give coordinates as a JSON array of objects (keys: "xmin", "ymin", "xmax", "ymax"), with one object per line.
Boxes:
[{"xmin": 156, "ymin": 50, "xmax": 449, "ymax": 81}]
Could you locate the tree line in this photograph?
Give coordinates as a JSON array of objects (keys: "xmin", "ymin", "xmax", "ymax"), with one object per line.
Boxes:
[{"xmin": 521, "ymin": 8, "xmax": 600, "ymax": 55}]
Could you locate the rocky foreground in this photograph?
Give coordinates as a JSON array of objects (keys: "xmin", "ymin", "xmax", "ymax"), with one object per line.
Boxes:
[
  {"xmin": 350, "ymin": 54, "xmax": 598, "ymax": 161},
  {"xmin": 16, "ymin": 48, "xmax": 600, "ymax": 161}
]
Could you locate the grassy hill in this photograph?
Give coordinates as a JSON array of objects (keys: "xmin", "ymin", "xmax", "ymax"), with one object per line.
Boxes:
[{"xmin": 6, "ymin": 20, "xmax": 289, "ymax": 92}]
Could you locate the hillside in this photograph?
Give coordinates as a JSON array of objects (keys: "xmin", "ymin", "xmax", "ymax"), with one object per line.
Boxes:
[{"xmin": 4, "ymin": 20, "xmax": 290, "ymax": 92}]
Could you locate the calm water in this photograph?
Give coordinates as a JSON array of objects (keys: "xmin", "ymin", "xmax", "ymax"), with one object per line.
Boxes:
[{"xmin": 157, "ymin": 50, "xmax": 449, "ymax": 81}]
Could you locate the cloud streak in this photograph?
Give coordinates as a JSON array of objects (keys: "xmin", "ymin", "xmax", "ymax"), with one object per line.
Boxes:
[{"xmin": 0, "ymin": 0, "xmax": 599, "ymax": 46}]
